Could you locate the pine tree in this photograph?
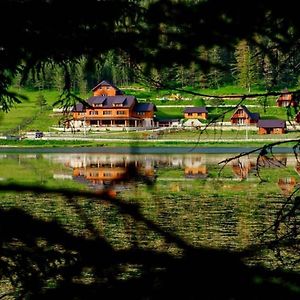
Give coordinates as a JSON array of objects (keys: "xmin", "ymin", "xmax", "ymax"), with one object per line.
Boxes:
[
  {"xmin": 234, "ymin": 40, "xmax": 257, "ymax": 92},
  {"xmin": 36, "ymin": 94, "xmax": 47, "ymax": 112}
]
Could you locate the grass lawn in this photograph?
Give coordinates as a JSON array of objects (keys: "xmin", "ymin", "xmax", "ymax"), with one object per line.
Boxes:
[{"xmin": 0, "ymin": 89, "xmax": 62, "ymax": 134}]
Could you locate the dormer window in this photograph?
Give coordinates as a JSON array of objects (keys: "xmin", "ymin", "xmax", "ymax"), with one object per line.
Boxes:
[{"xmin": 113, "ymin": 103, "xmax": 123, "ymax": 107}]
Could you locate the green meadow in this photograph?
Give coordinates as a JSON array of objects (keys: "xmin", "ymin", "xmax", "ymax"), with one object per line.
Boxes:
[{"xmin": 0, "ymin": 87, "xmax": 293, "ymax": 137}]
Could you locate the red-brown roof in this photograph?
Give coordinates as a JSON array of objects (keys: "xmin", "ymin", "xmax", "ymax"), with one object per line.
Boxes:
[
  {"xmin": 183, "ymin": 107, "xmax": 208, "ymax": 113},
  {"xmin": 231, "ymin": 105, "xmax": 260, "ymax": 121},
  {"xmin": 91, "ymin": 80, "xmax": 123, "ymax": 94},
  {"xmin": 257, "ymin": 120, "xmax": 286, "ymax": 128}
]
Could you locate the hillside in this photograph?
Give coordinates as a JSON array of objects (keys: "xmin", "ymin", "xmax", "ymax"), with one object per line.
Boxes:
[{"xmin": 0, "ymin": 86, "xmax": 293, "ymax": 135}]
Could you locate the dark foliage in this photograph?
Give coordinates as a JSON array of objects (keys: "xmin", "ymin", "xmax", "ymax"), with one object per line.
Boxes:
[{"xmin": 1, "ymin": 0, "xmax": 300, "ymax": 107}]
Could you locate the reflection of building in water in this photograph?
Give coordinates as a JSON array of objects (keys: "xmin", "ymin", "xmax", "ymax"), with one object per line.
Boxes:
[
  {"xmin": 73, "ymin": 162, "xmax": 128, "ymax": 185},
  {"xmin": 278, "ymin": 177, "xmax": 297, "ymax": 195},
  {"xmin": 295, "ymin": 162, "xmax": 300, "ymax": 176},
  {"xmin": 45, "ymin": 154, "xmax": 210, "ymax": 187},
  {"xmin": 231, "ymin": 157, "xmax": 256, "ymax": 179},
  {"xmin": 69, "ymin": 155, "xmax": 158, "ymax": 194},
  {"xmin": 183, "ymin": 156, "xmax": 207, "ymax": 178},
  {"xmin": 257, "ymin": 155, "xmax": 287, "ymax": 168}
]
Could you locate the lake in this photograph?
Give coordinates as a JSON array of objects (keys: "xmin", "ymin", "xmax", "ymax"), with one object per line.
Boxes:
[{"xmin": 0, "ymin": 149, "xmax": 299, "ymax": 297}]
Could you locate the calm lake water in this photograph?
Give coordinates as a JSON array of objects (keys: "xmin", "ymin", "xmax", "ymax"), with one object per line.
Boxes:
[{"xmin": 0, "ymin": 150, "xmax": 299, "ymax": 274}]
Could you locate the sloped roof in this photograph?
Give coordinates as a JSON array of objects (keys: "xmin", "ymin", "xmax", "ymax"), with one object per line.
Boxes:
[
  {"xmin": 250, "ymin": 112, "xmax": 260, "ymax": 121},
  {"xmin": 257, "ymin": 119, "xmax": 286, "ymax": 128},
  {"xmin": 87, "ymin": 95, "xmax": 136, "ymax": 108},
  {"xmin": 277, "ymin": 93, "xmax": 293, "ymax": 101},
  {"xmin": 231, "ymin": 105, "xmax": 260, "ymax": 121},
  {"xmin": 72, "ymin": 102, "xmax": 89, "ymax": 112},
  {"xmin": 134, "ymin": 103, "xmax": 157, "ymax": 112},
  {"xmin": 73, "ymin": 103, "xmax": 83, "ymax": 112},
  {"xmin": 91, "ymin": 80, "xmax": 123, "ymax": 94},
  {"xmin": 73, "ymin": 96, "xmax": 137, "ymax": 111},
  {"xmin": 183, "ymin": 107, "xmax": 208, "ymax": 113}
]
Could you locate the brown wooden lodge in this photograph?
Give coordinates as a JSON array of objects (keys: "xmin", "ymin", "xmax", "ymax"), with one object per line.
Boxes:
[{"xmin": 72, "ymin": 81, "xmax": 156, "ymax": 129}]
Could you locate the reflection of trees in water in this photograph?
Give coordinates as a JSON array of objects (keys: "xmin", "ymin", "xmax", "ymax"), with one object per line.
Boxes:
[
  {"xmin": 258, "ymin": 188, "xmax": 300, "ymax": 271},
  {"xmin": 1, "ymin": 172, "xmax": 300, "ymax": 298},
  {"xmin": 218, "ymin": 144, "xmax": 300, "ymax": 275}
]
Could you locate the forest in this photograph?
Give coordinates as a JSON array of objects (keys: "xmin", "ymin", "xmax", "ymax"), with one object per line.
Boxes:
[{"xmin": 12, "ymin": 42, "xmax": 300, "ymax": 95}]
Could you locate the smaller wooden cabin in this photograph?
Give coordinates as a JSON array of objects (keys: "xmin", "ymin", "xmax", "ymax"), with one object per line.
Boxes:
[
  {"xmin": 257, "ymin": 120, "xmax": 286, "ymax": 134},
  {"xmin": 276, "ymin": 90, "xmax": 297, "ymax": 107},
  {"xmin": 183, "ymin": 107, "xmax": 208, "ymax": 120},
  {"xmin": 230, "ymin": 105, "xmax": 260, "ymax": 125}
]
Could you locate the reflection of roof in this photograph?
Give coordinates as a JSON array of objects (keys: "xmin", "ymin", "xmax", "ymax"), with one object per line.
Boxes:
[
  {"xmin": 134, "ymin": 103, "xmax": 157, "ymax": 112},
  {"xmin": 257, "ymin": 156, "xmax": 287, "ymax": 167},
  {"xmin": 257, "ymin": 120, "xmax": 286, "ymax": 128},
  {"xmin": 184, "ymin": 107, "xmax": 208, "ymax": 113},
  {"xmin": 185, "ymin": 173, "xmax": 208, "ymax": 179}
]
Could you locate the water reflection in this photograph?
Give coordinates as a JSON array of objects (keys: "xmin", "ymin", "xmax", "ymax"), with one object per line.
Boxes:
[
  {"xmin": 0, "ymin": 153, "xmax": 299, "ymax": 195},
  {"xmin": 46, "ymin": 153, "xmax": 210, "ymax": 192},
  {"xmin": 231, "ymin": 157, "xmax": 256, "ymax": 179},
  {"xmin": 0, "ymin": 151, "xmax": 300, "ymax": 273}
]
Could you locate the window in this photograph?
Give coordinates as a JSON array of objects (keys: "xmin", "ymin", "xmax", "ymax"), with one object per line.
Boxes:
[
  {"xmin": 117, "ymin": 111, "xmax": 125, "ymax": 115},
  {"xmin": 188, "ymin": 113, "xmax": 192, "ymax": 116},
  {"xmin": 89, "ymin": 111, "xmax": 98, "ymax": 115},
  {"xmin": 103, "ymin": 111, "xmax": 112, "ymax": 115},
  {"xmin": 137, "ymin": 112, "xmax": 145, "ymax": 115},
  {"xmin": 113, "ymin": 103, "xmax": 123, "ymax": 107}
]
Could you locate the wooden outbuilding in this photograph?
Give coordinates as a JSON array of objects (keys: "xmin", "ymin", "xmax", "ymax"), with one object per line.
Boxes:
[
  {"xmin": 276, "ymin": 90, "xmax": 297, "ymax": 107},
  {"xmin": 257, "ymin": 120, "xmax": 286, "ymax": 134},
  {"xmin": 230, "ymin": 105, "xmax": 260, "ymax": 125},
  {"xmin": 183, "ymin": 107, "xmax": 208, "ymax": 120}
]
